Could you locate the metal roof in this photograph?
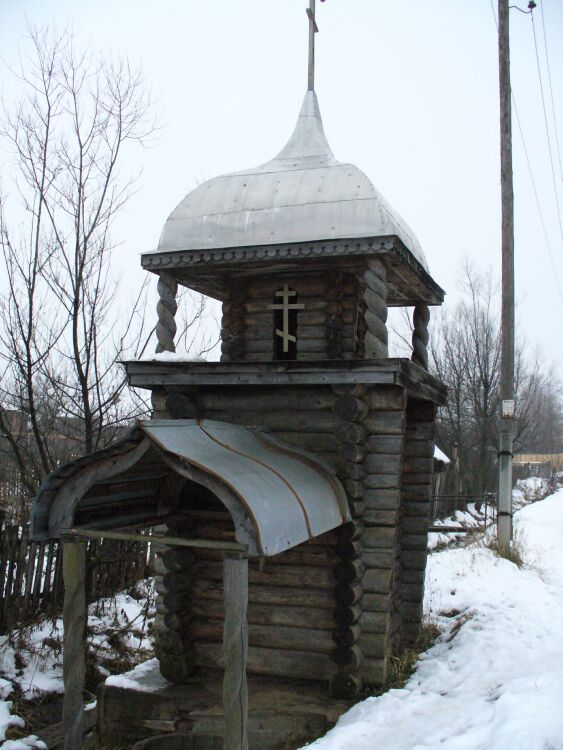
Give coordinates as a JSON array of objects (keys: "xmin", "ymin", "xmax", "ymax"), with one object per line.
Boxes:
[
  {"xmin": 154, "ymin": 90, "xmax": 429, "ymax": 272},
  {"xmin": 30, "ymin": 420, "xmax": 349, "ymax": 557}
]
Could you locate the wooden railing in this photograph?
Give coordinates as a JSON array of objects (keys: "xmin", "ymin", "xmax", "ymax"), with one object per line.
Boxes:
[{"xmin": 0, "ymin": 521, "xmax": 153, "ymax": 634}]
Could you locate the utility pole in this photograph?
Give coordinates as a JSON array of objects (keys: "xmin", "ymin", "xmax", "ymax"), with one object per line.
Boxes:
[{"xmin": 497, "ymin": 0, "xmax": 515, "ymax": 548}]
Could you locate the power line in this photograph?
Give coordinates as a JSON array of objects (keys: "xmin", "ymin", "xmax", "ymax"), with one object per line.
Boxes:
[
  {"xmin": 530, "ymin": 8, "xmax": 563, "ymax": 244},
  {"xmin": 539, "ymin": 0, "xmax": 563, "ymax": 182},
  {"xmin": 489, "ymin": 0, "xmax": 563, "ymax": 303}
]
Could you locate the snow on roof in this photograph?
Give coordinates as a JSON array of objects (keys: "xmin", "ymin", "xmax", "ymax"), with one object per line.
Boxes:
[{"xmin": 434, "ymin": 445, "xmax": 450, "ymax": 464}]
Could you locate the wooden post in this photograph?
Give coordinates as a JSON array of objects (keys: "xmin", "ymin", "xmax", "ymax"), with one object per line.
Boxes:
[
  {"xmin": 223, "ymin": 551, "xmax": 249, "ymax": 750},
  {"xmin": 62, "ymin": 540, "xmax": 86, "ymax": 750}
]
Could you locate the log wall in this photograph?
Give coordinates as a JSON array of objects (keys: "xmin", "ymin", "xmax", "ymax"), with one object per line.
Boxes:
[
  {"xmin": 221, "ymin": 273, "xmax": 362, "ymax": 362},
  {"xmin": 154, "ymin": 383, "xmax": 435, "ymax": 691},
  {"xmin": 392, "ymin": 399, "xmax": 436, "ymax": 649}
]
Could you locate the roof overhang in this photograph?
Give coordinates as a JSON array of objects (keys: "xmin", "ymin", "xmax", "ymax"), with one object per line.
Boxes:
[
  {"xmin": 141, "ymin": 237, "xmax": 445, "ymax": 306},
  {"xmin": 30, "ymin": 420, "xmax": 350, "ymax": 557}
]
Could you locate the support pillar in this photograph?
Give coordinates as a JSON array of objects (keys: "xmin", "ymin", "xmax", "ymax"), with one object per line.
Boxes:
[
  {"xmin": 62, "ymin": 540, "xmax": 86, "ymax": 750},
  {"xmin": 155, "ymin": 271, "xmax": 178, "ymax": 353},
  {"xmin": 411, "ymin": 303, "xmax": 430, "ymax": 370},
  {"xmin": 363, "ymin": 258, "xmax": 388, "ymax": 359},
  {"xmin": 223, "ymin": 551, "xmax": 249, "ymax": 750}
]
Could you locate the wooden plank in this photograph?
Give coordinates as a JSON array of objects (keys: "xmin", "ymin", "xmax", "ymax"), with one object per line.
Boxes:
[
  {"xmin": 197, "ymin": 561, "xmax": 335, "ymax": 590},
  {"xmin": 192, "ymin": 580, "xmax": 333, "ymax": 610},
  {"xmin": 64, "ymin": 527, "xmax": 246, "ymax": 552},
  {"xmin": 192, "ymin": 599, "xmax": 336, "ymax": 630},
  {"xmin": 223, "ymin": 553, "xmax": 249, "ymax": 750},
  {"xmin": 195, "ymin": 643, "xmax": 337, "ymax": 681},
  {"xmin": 193, "ymin": 619, "xmax": 335, "ymax": 654},
  {"xmin": 62, "ymin": 541, "xmax": 86, "ymax": 750}
]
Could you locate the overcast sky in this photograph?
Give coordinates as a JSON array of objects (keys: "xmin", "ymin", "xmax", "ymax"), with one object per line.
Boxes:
[{"xmin": 1, "ymin": 0, "xmax": 562, "ymax": 369}]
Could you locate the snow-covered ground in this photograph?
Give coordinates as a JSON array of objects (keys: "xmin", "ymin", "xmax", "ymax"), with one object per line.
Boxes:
[
  {"xmin": 1, "ymin": 488, "xmax": 562, "ymax": 748},
  {"xmin": 304, "ymin": 488, "xmax": 563, "ymax": 750},
  {"xmin": 0, "ymin": 583, "xmax": 154, "ymax": 747}
]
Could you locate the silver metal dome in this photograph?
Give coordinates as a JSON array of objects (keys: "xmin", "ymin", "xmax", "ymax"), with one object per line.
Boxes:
[{"xmin": 157, "ymin": 91, "xmax": 429, "ymax": 272}]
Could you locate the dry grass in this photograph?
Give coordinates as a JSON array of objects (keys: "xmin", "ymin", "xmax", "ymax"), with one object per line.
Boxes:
[{"xmin": 485, "ymin": 527, "xmax": 527, "ymax": 568}]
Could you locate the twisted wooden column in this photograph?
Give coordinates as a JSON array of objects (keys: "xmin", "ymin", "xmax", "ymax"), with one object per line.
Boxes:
[
  {"xmin": 363, "ymin": 259, "xmax": 388, "ymax": 359},
  {"xmin": 155, "ymin": 271, "xmax": 178, "ymax": 353},
  {"xmin": 62, "ymin": 541, "xmax": 86, "ymax": 750},
  {"xmin": 411, "ymin": 303, "xmax": 430, "ymax": 370},
  {"xmin": 223, "ymin": 552, "xmax": 249, "ymax": 750}
]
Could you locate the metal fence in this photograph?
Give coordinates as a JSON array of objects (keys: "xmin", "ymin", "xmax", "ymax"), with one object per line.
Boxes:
[
  {"xmin": 0, "ymin": 521, "xmax": 153, "ymax": 634},
  {"xmin": 430, "ymin": 493, "xmax": 497, "ymax": 526}
]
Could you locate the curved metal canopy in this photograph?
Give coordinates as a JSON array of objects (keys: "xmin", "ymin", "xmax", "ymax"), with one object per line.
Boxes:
[
  {"xmin": 155, "ymin": 90, "xmax": 429, "ymax": 271},
  {"xmin": 30, "ymin": 419, "xmax": 349, "ymax": 557}
]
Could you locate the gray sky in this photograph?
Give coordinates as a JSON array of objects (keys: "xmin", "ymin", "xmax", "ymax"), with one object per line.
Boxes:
[{"xmin": 2, "ymin": 0, "xmax": 562, "ymax": 368}]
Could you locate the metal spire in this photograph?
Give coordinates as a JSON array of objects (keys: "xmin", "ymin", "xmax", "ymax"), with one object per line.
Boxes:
[{"xmin": 306, "ymin": 0, "xmax": 325, "ymax": 91}]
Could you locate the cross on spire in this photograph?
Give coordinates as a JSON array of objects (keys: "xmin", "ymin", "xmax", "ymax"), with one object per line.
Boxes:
[{"xmin": 306, "ymin": 0, "xmax": 326, "ymax": 91}]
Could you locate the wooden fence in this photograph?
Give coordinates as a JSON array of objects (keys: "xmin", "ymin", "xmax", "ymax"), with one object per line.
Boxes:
[{"xmin": 0, "ymin": 521, "xmax": 153, "ymax": 634}]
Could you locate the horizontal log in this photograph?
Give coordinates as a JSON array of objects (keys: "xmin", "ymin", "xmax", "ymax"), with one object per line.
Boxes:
[
  {"xmin": 334, "ymin": 582, "xmax": 364, "ymax": 606},
  {"xmin": 364, "ymin": 387, "xmax": 405, "ymax": 410},
  {"xmin": 199, "ymin": 388, "xmax": 334, "ymax": 412},
  {"xmin": 337, "ymin": 538, "xmax": 363, "ymax": 558},
  {"xmin": 340, "ymin": 520, "xmax": 364, "ymax": 541},
  {"xmin": 342, "ymin": 463, "xmax": 366, "ymax": 480},
  {"xmin": 359, "ymin": 611, "xmax": 388, "ymax": 634},
  {"xmin": 399, "ymin": 534, "xmax": 428, "ymax": 551},
  {"xmin": 330, "ymin": 672, "xmax": 363, "ymax": 698},
  {"xmin": 334, "ymin": 396, "xmax": 369, "ymax": 423},
  {"xmin": 336, "ymin": 423, "xmax": 368, "ymax": 444},
  {"xmin": 362, "ymin": 657, "xmax": 386, "ymax": 685},
  {"xmin": 332, "ymin": 645, "xmax": 362, "ymax": 670},
  {"xmin": 194, "ymin": 642, "xmax": 337, "ymax": 680},
  {"xmin": 404, "ymin": 458, "xmax": 434, "ymax": 474},
  {"xmin": 396, "ymin": 601, "xmax": 423, "ymax": 623},
  {"xmin": 361, "ymin": 550, "xmax": 395, "ymax": 569},
  {"xmin": 362, "ymin": 593, "xmax": 391, "ymax": 613},
  {"xmin": 162, "ymin": 571, "xmax": 193, "ymax": 593},
  {"xmin": 363, "ymin": 568, "xmax": 393, "ymax": 594},
  {"xmin": 401, "ymin": 517, "xmax": 430, "ymax": 534},
  {"xmin": 162, "ymin": 591, "xmax": 191, "ymax": 614},
  {"xmin": 363, "ymin": 488, "xmax": 401, "ymax": 510},
  {"xmin": 196, "ymin": 561, "xmax": 334, "ymax": 590},
  {"xmin": 247, "ymin": 279, "xmax": 355, "ymax": 298},
  {"xmin": 344, "ymin": 480, "xmax": 364, "ymax": 499},
  {"xmin": 271, "ymin": 432, "xmax": 339, "ymax": 453},
  {"xmin": 365, "ymin": 411, "xmax": 405, "ymax": 435},
  {"xmin": 358, "ymin": 633, "xmax": 387, "ymax": 659},
  {"xmin": 400, "ymin": 568, "xmax": 425, "ymax": 584},
  {"xmin": 191, "ymin": 619, "xmax": 335, "ymax": 654},
  {"xmin": 334, "ymin": 604, "xmax": 362, "ymax": 626},
  {"xmin": 340, "ymin": 443, "xmax": 367, "ymax": 463},
  {"xmin": 402, "ymin": 485, "xmax": 432, "ymax": 501},
  {"xmin": 334, "ymin": 559, "xmax": 365, "ymax": 584},
  {"xmin": 365, "ymin": 435, "xmax": 403, "ymax": 454},
  {"xmin": 161, "ymin": 548, "xmax": 196, "ymax": 572},
  {"xmin": 333, "ymin": 624, "xmax": 361, "ymax": 648},
  {"xmin": 192, "ymin": 580, "xmax": 334, "ymax": 609},
  {"xmin": 363, "ymin": 509, "xmax": 398, "ymax": 527},
  {"xmin": 365, "ymin": 454, "xmax": 402, "ymax": 474},
  {"xmin": 348, "ymin": 499, "xmax": 366, "ymax": 519},
  {"xmin": 399, "ymin": 550, "xmax": 428, "ymax": 569},
  {"xmin": 201, "ymin": 410, "xmax": 338, "ymax": 433},
  {"xmin": 246, "ymin": 310, "xmax": 354, "ymax": 327},
  {"xmin": 362, "ymin": 526, "xmax": 397, "ymax": 550},
  {"xmin": 404, "ymin": 423, "xmax": 435, "ymax": 440},
  {"xmin": 404, "ymin": 440, "xmax": 435, "ymax": 458},
  {"xmin": 402, "ymin": 501, "xmax": 431, "ymax": 518},
  {"xmin": 364, "ymin": 474, "xmax": 401, "ymax": 490},
  {"xmin": 406, "ymin": 401, "xmax": 435, "ymax": 421},
  {"xmin": 192, "ymin": 599, "xmax": 336, "ymax": 630},
  {"xmin": 403, "ymin": 473, "xmax": 433, "ymax": 487},
  {"xmin": 331, "ymin": 384, "xmax": 367, "ymax": 397}
]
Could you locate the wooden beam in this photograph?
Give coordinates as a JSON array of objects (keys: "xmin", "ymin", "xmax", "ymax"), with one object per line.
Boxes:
[
  {"xmin": 62, "ymin": 540, "xmax": 86, "ymax": 750},
  {"xmin": 63, "ymin": 527, "xmax": 247, "ymax": 552},
  {"xmin": 223, "ymin": 551, "xmax": 249, "ymax": 750}
]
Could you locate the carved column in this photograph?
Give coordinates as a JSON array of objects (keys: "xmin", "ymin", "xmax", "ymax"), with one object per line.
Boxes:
[
  {"xmin": 411, "ymin": 303, "xmax": 430, "ymax": 370},
  {"xmin": 223, "ymin": 552, "xmax": 249, "ymax": 750},
  {"xmin": 363, "ymin": 258, "xmax": 388, "ymax": 359},
  {"xmin": 155, "ymin": 271, "xmax": 178, "ymax": 354}
]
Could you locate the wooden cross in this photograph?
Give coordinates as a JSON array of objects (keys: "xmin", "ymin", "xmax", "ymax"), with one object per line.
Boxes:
[
  {"xmin": 268, "ymin": 284, "xmax": 305, "ymax": 353},
  {"xmin": 306, "ymin": 0, "xmax": 326, "ymax": 91}
]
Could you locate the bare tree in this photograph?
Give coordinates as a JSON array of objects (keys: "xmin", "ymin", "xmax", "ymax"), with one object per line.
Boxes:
[
  {"xmin": 0, "ymin": 26, "xmax": 182, "ymax": 519},
  {"xmin": 429, "ymin": 262, "xmax": 553, "ymax": 498}
]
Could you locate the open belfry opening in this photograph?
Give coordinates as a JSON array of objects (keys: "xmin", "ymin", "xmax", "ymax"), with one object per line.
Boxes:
[{"xmin": 30, "ymin": 3, "xmax": 446, "ymax": 748}]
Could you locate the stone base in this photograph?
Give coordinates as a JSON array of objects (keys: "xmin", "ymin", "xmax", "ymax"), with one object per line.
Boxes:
[{"xmin": 97, "ymin": 660, "xmax": 350, "ymax": 750}]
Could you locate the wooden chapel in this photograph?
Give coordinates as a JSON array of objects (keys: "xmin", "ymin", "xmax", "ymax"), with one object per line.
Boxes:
[{"xmin": 30, "ymin": 4, "xmax": 446, "ymax": 748}]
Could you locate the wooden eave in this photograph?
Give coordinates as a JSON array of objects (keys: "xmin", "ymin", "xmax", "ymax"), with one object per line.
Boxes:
[
  {"xmin": 141, "ymin": 237, "xmax": 445, "ymax": 307},
  {"xmin": 123, "ymin": 359, "xmax": 447, "ymax": 406}
]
